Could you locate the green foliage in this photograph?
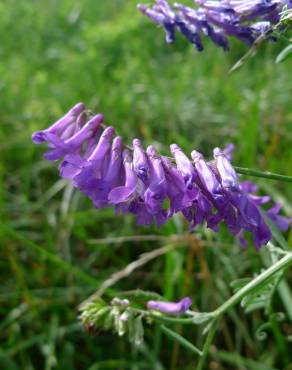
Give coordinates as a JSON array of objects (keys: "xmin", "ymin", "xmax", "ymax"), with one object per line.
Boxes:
[{"xmin": 0, "ymin": 1, "xmax": 291, "ymax": 370}]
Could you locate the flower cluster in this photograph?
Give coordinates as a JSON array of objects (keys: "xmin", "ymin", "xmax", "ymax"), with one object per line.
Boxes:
[
  {"xmin": 80, "ymin": 297, "xmax": 143, "ymax": 342},
  {"xmin": 80, "ymin": 296, "xmax": 193, "ymax": 344},
  {"xmin": 137, "ymin": 0, "xmax": 290, "ymax": 51},
  {"xmin": 32, "ymin": 103, "xmax": 290, "ymax": 249}
]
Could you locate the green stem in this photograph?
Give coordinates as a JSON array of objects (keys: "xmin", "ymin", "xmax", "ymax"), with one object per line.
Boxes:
[
  {"xmin": 234, "ymin": 166, "xmax": 292, "ymax": 183},
  {"xmin": 213, "ymin": 253, "xmax": 292, "ymax": 318},
  {"xmin": 150, "ymin": 313, "xmax": 195, "ymax": 325},
  {"xmin": 127, "ymin": 308, "xmax": 196, "ymax": 325},
  {"xmin": 160, "ymin": 325, "xmax": 202, "ymax": 357},
  {"xmin": 196, "ymin": 320, "xmax": 217, "ymax": 370}
]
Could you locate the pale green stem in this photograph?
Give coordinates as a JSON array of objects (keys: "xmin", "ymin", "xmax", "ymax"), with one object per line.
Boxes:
[
  {"xmin": 150, "ymin": 315, "xmax": 195, "ymax": 325},
  {"xmin": 212, "ymin": 253, "xmax": 292, "ymax": 318},
  {"xmin": 195, "ymin": 252, "xmax": 291, "ymax": 370},
  {"xmin": 160, "ymin": 325, "xmax": 202, "ymax": 357},
  {"xmin": 196, "ymin": 320, "xmax": 217, "ymax": 370},
  {"xmin": 234, "ymin": 166, "xmax": 292, "ymax": 183}
]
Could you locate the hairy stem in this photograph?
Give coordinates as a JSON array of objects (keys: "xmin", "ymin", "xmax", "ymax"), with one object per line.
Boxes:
[
  {"xmin": 234, "ymin": 166, "xmax": 292, "ymax": 183},
  {"xmin": 160, "ymin": 325, "xmax": 202, "ymax": 357},
  {"xmin": 212, "ymin": 253, "xmax": 292, "ymax": 318},
  {"xmin": 196, "ymin": 320, "xmax": 217, "ymax": 370},
  {"xmin": 193, "ymin": 253, "xmax": 292, "ymax": 369}
]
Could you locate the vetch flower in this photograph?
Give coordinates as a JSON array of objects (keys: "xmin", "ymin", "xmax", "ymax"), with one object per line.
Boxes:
[
  {"xmin": 162, "ymin": 156, "xmax": 195, "ymax": 215},
  {"xmin": 267, "ymin": 203, "xmax": 292, "ymax": 232},
  {"xmin": 69, "ymin": 126, "xmax": 116, "ymax": 196},
  {"xmin": 213, "ymin": 147, "xmax": 239, "ymax": 190},
  {"xmin": 137, "ymin": 3, "xmax": 176, "ymax": 43},
  {"xmin": 32, "ymin": 103, "xmax": 291, "ymax": 249},
  {"xmin": 91, "ymin": 136, "xmax": 124, "ymax": 208},
  {"xmin": 43, "ymin": 114, "xmax": 103, "ymax": 161},
  {"xmin": 171, "ymin": 143, "xmax": 197, "ymax": 189},
  {"xmin": 192, "ymin": 149, "xmax": 223, "ymax": 204},
  {"xmin": 109, "ymin": 149, "xmax": 141, "ymax": 207},
  {"xmin": 32, "ymin": 102, "xmax": 85, "ymax": 144},
  {"xmin": 133, "ymin": 138, "xmax": 149, "ymax": 181},
  {"xmin": 147, "ymin": 297, "xmax": 192, "ymax": 314},
  {"xmin": 144, "ymin": 146, "xmax": 167, "ymax": 215}
]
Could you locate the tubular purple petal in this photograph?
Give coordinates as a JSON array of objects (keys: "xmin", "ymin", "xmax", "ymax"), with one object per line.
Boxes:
[
  {"xmin": 267, "ymin": 203, "xmax": 291, "ymax": 231},
  {"xmin": 133, "ymin": 138, "xmax": 149, "ymax": 181},
  {"xmin": 192, "ymin": 150, "xmax": 222, "ymax": 199},
  {"xmin": 213, "ymin": 147, "xmax": 239, "ymax": 190},
  {"xmin": 43, "ymin": 114, "xmax": 104, "ymax": 161},
  {"xmin": 144, "ymin": 146, "xmax": 167, "ymax": 215},
  {"xmin": 147, "ymin": 297, "xmax": 192, "ymax": 314},
  {"xmin": 170, "ymin": 144, "xmax": 196, "ymax": 189},
  {"xmin": 32, "ymin": 102, "xmax": 85, "ymax": 144},
  {"xmin": 88, "ymin": 126, "xmax": 115, "ymax": 161},
  {"xmin": 108, "ymin": 149, "xmax": 139, "ymax": 204}
]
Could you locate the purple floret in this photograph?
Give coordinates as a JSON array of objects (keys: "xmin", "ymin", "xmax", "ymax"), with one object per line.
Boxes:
[
  {"xmin": 147, "ymin": 297, "xmax": 192, "ymax": 314},
  {"xmin": 32, "ymin": 102, "xmax": 85, "ymax": 144}
]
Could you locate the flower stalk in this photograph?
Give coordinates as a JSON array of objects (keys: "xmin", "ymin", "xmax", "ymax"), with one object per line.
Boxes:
[
  {"xmin": 234, "ymin": 166, "xmax": 292, "ymax": 184},
  {"xmin": 160, "ymin": 325, "xmax": 203, "ymax": 356},
  {"xmin": 212, "ymin": 252, "xmax": 292, "ymax": 318}
]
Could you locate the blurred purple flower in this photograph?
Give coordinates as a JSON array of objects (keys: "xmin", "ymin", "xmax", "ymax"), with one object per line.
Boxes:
[
  {"xmin": 137, "ymin": 0, "xmax": 286, "ymax": 50},
  {"xmin": 267, "ymin": 203, "xmax": 292, "ymax": 231},
  {"xmin": 147, "ymin": 297, "xmax": 192, "ymax": 314}
]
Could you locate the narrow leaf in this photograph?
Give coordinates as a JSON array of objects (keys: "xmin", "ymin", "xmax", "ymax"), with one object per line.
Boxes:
[{"xmin": 276, "ymin": 44, "xmax": 292, "ymax": 64}]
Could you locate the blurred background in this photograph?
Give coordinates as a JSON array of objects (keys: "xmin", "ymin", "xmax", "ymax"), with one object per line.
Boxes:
[{"xmin": 0, "ymin": 0, "xmax": 291, "ymax": 369}]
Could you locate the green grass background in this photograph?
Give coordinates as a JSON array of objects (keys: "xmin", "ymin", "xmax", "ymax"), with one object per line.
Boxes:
[{"xmin": 0, "ymin": 1, "xmax": 291, "ymax": 369}]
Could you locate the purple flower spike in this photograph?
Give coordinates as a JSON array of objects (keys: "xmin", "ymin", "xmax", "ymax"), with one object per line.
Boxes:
[
  {"xmin": 138, "ymin": 0, "xmax": 285, "ymax": 50},
  {"xmin": 133, "ymin": 138, "xmax": 149, "ymax": 181},
  {"xmin": 32, "ymin": 102, "xmax": 85, "ymax": 144},
  {"xmin": 170, "ymin": 144, "xmax": 196, "ymax": 189},
  {"xmin": 33, "ymin": 103, "xmax": 291, "ymax": 250},
  {"xmin": 213, "ymin": 147, "xmax": 239, "ymax": 190},
  {"xmin": 137, "ymin": 3, "xmax": 176, "ymax": 43},
  {"xmin": 147, "ymin": 297, "xmax": 192, "ymax": 315},
  {"xmin": 228, "ymin": 0, "xmax": 279, "ymax": 20}
]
